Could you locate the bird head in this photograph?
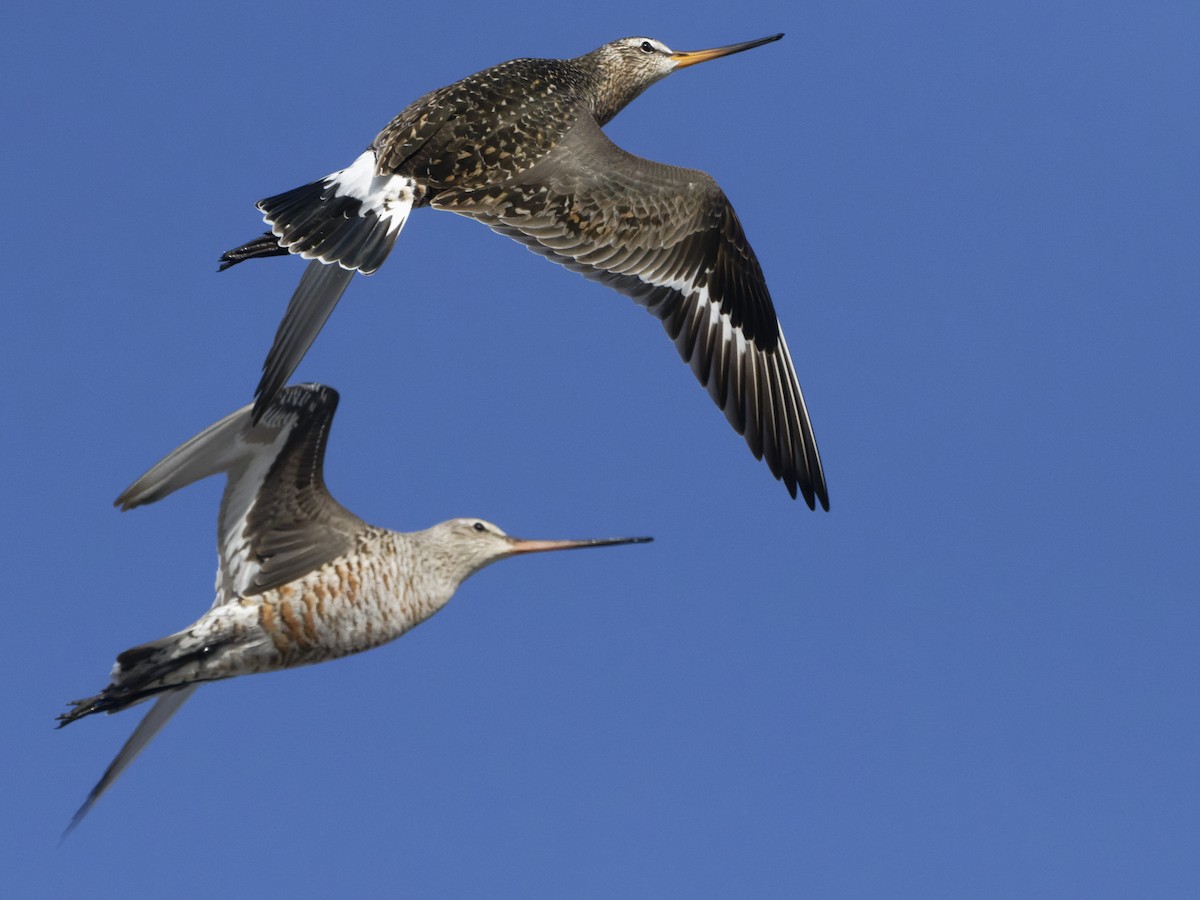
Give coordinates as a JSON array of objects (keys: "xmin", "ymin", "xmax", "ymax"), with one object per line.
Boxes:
[
  {"xmin": 427, "ymin": 518, "xmax": 652, "ymax": 585},
  {"xmin": 584, "ymin": 33, "xmax": 783, "ymax": 125}
]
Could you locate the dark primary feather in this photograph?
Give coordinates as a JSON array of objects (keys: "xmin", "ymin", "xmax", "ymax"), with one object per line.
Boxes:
[
  {"xmin": 242, "ymin": 385, "xmax": 366, "ymax": 593},
  {"xmin": 251, "ymin": 263, "xmax": 355, "ymax": 425}
]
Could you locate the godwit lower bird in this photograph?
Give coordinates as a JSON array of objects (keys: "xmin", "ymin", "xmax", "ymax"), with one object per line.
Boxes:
[
  {"xmin": 58, "ymin": 384, "xmax": 649, "ymax": 835},
  {"xmin": 220, "ymin": 34, "xmax": 829, "ymax": 510}
]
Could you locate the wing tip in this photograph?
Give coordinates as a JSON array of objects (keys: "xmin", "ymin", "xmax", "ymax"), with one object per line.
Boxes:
[{"xmin": 796, "ymin": 477, "xmax": 830, "ymax": 512}]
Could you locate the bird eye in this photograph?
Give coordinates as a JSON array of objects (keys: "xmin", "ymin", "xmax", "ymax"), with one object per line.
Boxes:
[
  {"xmin": 640, "ymin": 41, "xmax": 655, "ymax": 53},
  {"xmin": 472, "ymin": 522, "xmax": 487, "ymax": 533}
]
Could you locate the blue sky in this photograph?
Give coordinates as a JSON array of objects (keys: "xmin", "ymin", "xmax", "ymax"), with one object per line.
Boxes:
[{"xmin": 3, "ymin": 1, "xmax": 1197, "ymax": 896}]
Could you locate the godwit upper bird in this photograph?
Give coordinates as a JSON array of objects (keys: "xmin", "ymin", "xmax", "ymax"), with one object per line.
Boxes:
[
  {"xmin": 220, "ymin": 33, "xmax": 829, "ymax": 510},
  {"xmin": 57, "ymin": 384, "xmax": 649, "ymax": 835}
]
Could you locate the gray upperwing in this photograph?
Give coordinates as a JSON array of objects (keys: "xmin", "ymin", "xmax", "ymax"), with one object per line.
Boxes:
[
  {"xmin": 116, "ymin": 384, "xmax": 367, "ymax": 599},
  {"xmin": 115, "ymin": 403, "xmax": 259, "ymax": 511}
]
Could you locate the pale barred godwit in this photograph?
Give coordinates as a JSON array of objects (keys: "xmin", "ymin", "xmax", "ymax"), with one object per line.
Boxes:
[{"xmin": 59, "ymin": 383, "xmax": 649, "ymax": 834}]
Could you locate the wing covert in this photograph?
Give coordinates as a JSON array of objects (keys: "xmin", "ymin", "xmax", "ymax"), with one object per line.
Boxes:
[{"xmin": 116, "ymin": 385, "xmax": 367, "ymax": 599}]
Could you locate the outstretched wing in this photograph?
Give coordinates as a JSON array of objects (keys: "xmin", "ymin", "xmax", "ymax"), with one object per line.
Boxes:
[
  {"xmin": 60, "ymin": 687, "xmax": 197, "ymax": 841},
  {"xmin": 116, "ymin": 384, "xmax": 366, "ymax": 597},
  {"xmin": 250, "ymin": 262, "xmax": 356, "ymax": 423},
  {"xmin": 432, "ymin": 115, "xmax": 828, "ymax": 509}
]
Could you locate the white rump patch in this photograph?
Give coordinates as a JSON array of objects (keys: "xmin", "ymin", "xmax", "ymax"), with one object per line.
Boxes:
[{"xmin": 324, "ymin": 150, "xmax": 416, "ymax": 238}]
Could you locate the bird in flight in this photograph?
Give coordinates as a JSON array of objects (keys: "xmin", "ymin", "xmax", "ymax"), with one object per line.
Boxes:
[
  {"xmin": 221, "ymin": 34, "xmax": 829, "ymax": 509},
  {"xmin": 58, "ymin": 383, "xmax": 649, "ymax": 835}
]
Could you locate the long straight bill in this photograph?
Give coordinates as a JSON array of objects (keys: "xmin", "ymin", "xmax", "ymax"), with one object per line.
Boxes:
[
  {"xmin": 507, "ymin": 536, "xmax": 653, "ymax": 555},
  {"xmin": 670, "ymin": 34, "xmax": 783, "ymax": 69}
]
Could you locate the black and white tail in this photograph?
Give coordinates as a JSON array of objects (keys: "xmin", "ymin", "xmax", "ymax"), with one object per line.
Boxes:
[
  {"xmin": 58, "ymin": 632, "xmax": 203, "ymax": 840},
  {"xmin": 219, "ymin": 150, "xmax": 417, "ymax": 420},
  {"xmin": 58, "ymin": 631, "xmax": 213, "ymax": 727},
  {"xmin": 59, "ymin": 687, "xmax": 197, "ymax": 841}
]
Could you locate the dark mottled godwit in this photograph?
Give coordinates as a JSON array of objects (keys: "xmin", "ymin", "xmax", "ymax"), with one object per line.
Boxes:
[{"xmin": 221, "ymin": 34, "xmax": 829, "ymax": 509}]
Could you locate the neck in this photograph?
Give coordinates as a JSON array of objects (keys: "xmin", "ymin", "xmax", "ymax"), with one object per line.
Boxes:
[
  {"xmin": 406, "ymin": 530, "xmax": 498, "ymax": 601},
  {"xmin": 573, "ymin": 48, "xmax": 664, "ymax": 127}
]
